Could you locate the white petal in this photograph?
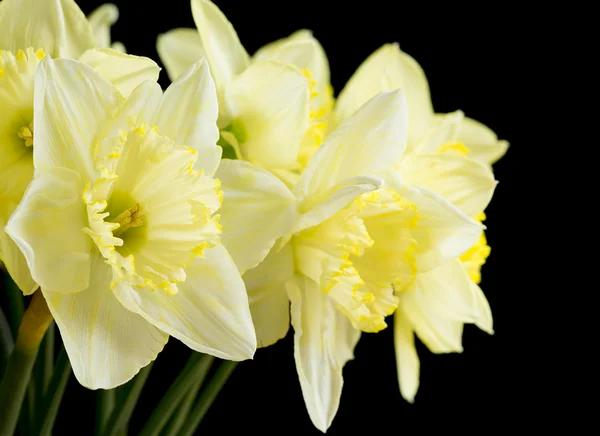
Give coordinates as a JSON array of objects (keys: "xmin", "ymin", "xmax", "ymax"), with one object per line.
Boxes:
[
  {"xmin": 6, "ymin": 167, "xmax": 92, "ymax": 294},
  {"xmin": 157, "ymin": 28, "xmax": 206, "ymax": 82},
  {"xmin": 154, "ymin": 59, "xmax": 221, "ymax": 176},
  {"xmin": 288, "ymin": 275, "xmax": 361, "ymax": 432},
  {"xmin": 243, "ymin": 244, "xmax": 294, "ymax": 348},
  {"xmin": 386, "ymin": 173, "xmax": 482, "ymax": 272},
  {"xmin": 295, "ymin": 90, "xmax": 407, "ymax": 204},
  {"xmin": 401, "ymin": 152, "xmax": 497, "ymax": 217},
  {"xmin": 33, "ymin": 57, "xmax": 122, "ymax": 180},
  {"xmin": 334, "ymin": 43, "xmax": 434, "ymax": 144},
  {"xmin": 216, "ymin": 159, "xmax": 296, "ymax": 273},
  {"xmin": 224, "ymin": 61, "xmax": 309, "ymax": 170},
  {"xmin": 394, "ymin": 308, "xmax": 420, "ymax": 403},
  {"xmin": 87, "ymin": 3, "xmax": 119, "ymax": 49},
  {"xmin": 113, "ymin": 244, "xmax": 256, "ymax": 361},
  {"xmin": 191, "ymin": 0, "xmax": 249, "ymax": 96},
  {"xmin": 458, "ymin": 116, "xmax": 509, "ymax": 165},
  {"xmin": 43, "ymin": 255, "xmax": 168, "ymax": 389},
  {"xmin": 78, "ymin": 48, "xmax": 160, "ymax": 98},
  {"xmin": 0, "ymin": 0, "xmax": 96, "ymax": 58}
]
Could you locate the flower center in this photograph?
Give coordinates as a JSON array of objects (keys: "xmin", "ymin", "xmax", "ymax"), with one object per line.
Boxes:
[
  {"xmin": 297, "ymin": 68, "xmax": 334, "ymax": 170},
  {"xmin": 111, "ymin": 203, "xmax": 145, "ymax": 237},
  {"xmin": 437, "ymin": 141, "xmax": 470, "ymax": 155},
  {"xmin": 17, "ymin": 121, "xmax": 34, "ymax": 147}
]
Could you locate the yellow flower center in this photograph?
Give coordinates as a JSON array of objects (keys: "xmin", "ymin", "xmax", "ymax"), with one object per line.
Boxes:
[
  {"xmin": 459, "ymin": 211, "xmax": 491, "ymax": 284},
  {"xmin": 82, "ymin": 123, "xmax": 223, "ymax": 295},
  {"xmin": 111, "ymin": 203, "xmax": 146, "ymax": 237},
  {"xmin": 297, "ymin": 68, "xmax": 334, "ymax": 170},
  {"xmin": 437, "ymin": 141, "xmax": 470, "ymax": 155},
  {"xmin": 294, "ymin": 189, "xmax": 418, "ymax": 332},
  {"xmin": 17, "ymin": 121, "xmax": 34, "ymax": 147}
]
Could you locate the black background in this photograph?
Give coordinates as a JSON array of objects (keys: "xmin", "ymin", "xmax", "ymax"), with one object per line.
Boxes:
[{"xmin": 4, "ymin": 0, "xmax": 532, "ymax": 433}]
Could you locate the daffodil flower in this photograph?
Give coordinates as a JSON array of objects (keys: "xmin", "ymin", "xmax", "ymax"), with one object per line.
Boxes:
[
  {"xmin": 0, "ymin": 0, "xmax": 161, "ymax": 295},
  {"xmin": 5, "ymin": 56, "xmax": 256, "ymax": 389},
  {"xmin": 333, "ymin": 42, "xmax": 509, "ymax": 165},
  {"xmin": 157, "ymin": 0, "xmax": 333, "ymax": 185},
  {"xmin": 216, "ymin": 89, "xmax": 485, "ymax": 432},
  {"xmin": 333, "ymin": 43, "xmax": 502, "ymax": 402},
  {"xmin": 87, "ymin": 3, "xmax": 126, "ymax": 53}
]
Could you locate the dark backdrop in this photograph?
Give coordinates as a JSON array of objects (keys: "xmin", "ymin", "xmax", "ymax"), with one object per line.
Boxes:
[{"xmin": 9, "ymin": 0, "xmax": 529, "ymax": 433}]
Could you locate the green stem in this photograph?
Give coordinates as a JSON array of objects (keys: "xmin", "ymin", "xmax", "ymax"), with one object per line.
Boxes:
[
  {"xmin": 102, "ymin": 362, "xmax": 154, "ymax": 436},
  {"xmin": 178, "ymin": 361, "xmax": 238, "ymax": 436},
  {"xmin": 139, "ymin": 353, "xmax": 213, "ymax": 436},
  {"xmin": 34, "ymin": 322, "xmax": 55, "ymax": 426},
  {"xmin": 0, "ymin": 307, "xmax": 14, "ymax": 377},
  {"xmin": 3, "ymin": 274, "xmax": 24, "ymax": 339},
  {"xmin": 95, "ymin": 389, "xmax": 116, "ymax": 435},
  {"xmin": 38, "ymin": 348, "xmax": 71, "ymax": 436},
  {"xmin": 0, "ymin": 292, "xmax": 54, "ymax": 436},
  {"xmin": 163, "ymin": 364, "xmax": 211, "ymax": 436}
]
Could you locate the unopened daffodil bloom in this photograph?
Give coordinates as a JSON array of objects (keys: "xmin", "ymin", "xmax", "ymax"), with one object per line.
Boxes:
[
  {"xmin": 6, "ymin": 57, "xmax": 256, "ymax": 389},
  {"xmin": 334, "ymin": 43, "xmax": 502, "ymax": 402},
  {"xmin": 157, "ymin": 0, "xmax": 333, "ymax": 185},
  {"xmin": 87, "ymin": 3, "xmax": 126, "ymax": 53},
  {"xmin": 0, "ymin": 0, "xmax": 160, "ymax": 295},
  {"xmin": 216, "ymin": 90, "xmax": 485, "ymax": 432}
]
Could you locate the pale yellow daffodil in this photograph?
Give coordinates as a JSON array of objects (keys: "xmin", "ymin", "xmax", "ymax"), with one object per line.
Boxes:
[
  {"xmin": 0, "ymin": 0, "xmax": 161, "ymax": 295},
  {"xmin": 157, "ymin": 0, "xmax": 332, "ymax": 185},
  {"xmin": 5, "ymin": 57, "xmax": 256, "ymax": 389},
  {"xmin": 334, "ymin": 43, "xmax": 501, "ymax": 403},
  {"xmin": 216, "ymin": 90, "xmax": 485, "ymax": 432},
  {"xmin": 87, "ymin": 3, "xmax": 126, "ymax": 53}
]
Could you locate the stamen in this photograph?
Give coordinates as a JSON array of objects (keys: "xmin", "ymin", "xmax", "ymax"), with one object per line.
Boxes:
[
  {"xmin": 17, "ymin": 121, "xmax": 34, "ymax": 147},
  {"xmin": 113, "ymin": 203, "xmax": 145, "ymax": 237}
]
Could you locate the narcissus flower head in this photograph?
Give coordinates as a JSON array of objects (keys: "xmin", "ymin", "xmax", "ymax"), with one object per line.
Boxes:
[
  {"xmin": 0, "ymin": 0, "xmax": 160, "ymax": 295},
  {"xmin": 6, "ymin": 57, "xmax": 256, "ymax": 389}
]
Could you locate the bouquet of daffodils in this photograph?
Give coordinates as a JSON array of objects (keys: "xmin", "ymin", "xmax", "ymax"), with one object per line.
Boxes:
[{"xmin": 0, "ymin": 0, "xmax": 507, "ymax": 434}]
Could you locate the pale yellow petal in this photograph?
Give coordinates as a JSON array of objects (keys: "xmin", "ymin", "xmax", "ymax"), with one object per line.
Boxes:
[
  {"xmin": 334, "ymin": 43, "xmax": 433, "ymax": 144},
  {"xmin": 44, "ymin": 254, "xmax": 168, "ymax": 389},
  {"xmin": 288, "ymin": 275, "xmax": 361, "ymax": 432},
  {"xmin": 394, "ymin": 308, "xmax": 420, "ymax": 403},
  {"xmin": 0, "ymin": 203, "xmax": 37, "ymax": 295},
  {"xmin": 457, "ymin": 116, "xmax": 509, "ymax": 165},
  {"xmin": 156, "ymin": 28, "xmax": 206, "ymax": 82},
  {"xmin": 113, "ymin": 244, "xmax": 256, "ymax": 361},
  {"xmin": 78, "ymin": 48, "xmax": 160, "ymax": 98},
  {"xmin": 413, "ymin": 111, "xmax": 464, "ymax": 154},
  {"xmin": 386, "ymin": 173, "xmax": 482, "ymax": 272},
  {"xmin": 33, "ymin": 57, "xmax": 122, "ymax": 180},
  {"xmin": 295, "ymin": 90, "xmax": 408, "ymax": 207},
  {"xmin": 401, "ymin": 152, "xmax": 497, "ymax": 217},
  {"xmin": 0, "ymin": 156, "xmax": 36, "ymax": 294},
  {"xmin": 155, "ymin": 59, "xmax": 221, "ymax": 176},
  {"xmin": 243, "ymin": 244, "xmax": 294, "ymax": 348},
  {"xmin": 87, "ymin": 3, "xmax": 119, "ymax": 49},
  {"xmin": 191, "ymin": 0, "xmax": 249, "ymax": 96},
  {"xmin": 401, "ymin": 259, "xmax": 487, "ymax": 354},
  {"xmin": 292, "ymin": 176, "xmax": 382, "ymax": 235},
  {"xmin": 216, "ymin": 159, "xmax": 297, "ymax": 273},
  {"xmin": 5, "ymin": 167, "xmax": 92, "ymax": 294},
  {"xmin": 468, "ymin": 281, "xmax": 494, "ymax": 334},
  {"xmin": 224, "ymin": 61, "xmax": 309, "ymax": 170},
  {"xmin": 0, "ymin": 0, "xmax": 96, "ymax": 58}
]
